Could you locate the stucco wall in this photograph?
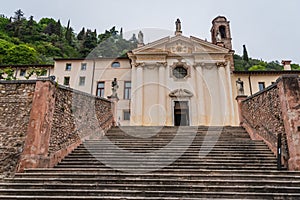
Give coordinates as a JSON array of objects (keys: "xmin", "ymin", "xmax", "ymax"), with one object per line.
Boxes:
[{"xmin": 0, "ymin": 81, "xmax": 36, "ymax": 177}]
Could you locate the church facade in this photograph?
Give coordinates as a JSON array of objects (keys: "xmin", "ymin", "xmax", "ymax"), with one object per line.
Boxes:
[{"xmin": 52, "ymin": 16, "xmax": 298, "ymax": 126}]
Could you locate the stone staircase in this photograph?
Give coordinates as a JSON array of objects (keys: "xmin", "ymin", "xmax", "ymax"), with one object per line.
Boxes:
[{"xmin": 1, "ymin": 126, "xmax": 300, "ymax": 199}]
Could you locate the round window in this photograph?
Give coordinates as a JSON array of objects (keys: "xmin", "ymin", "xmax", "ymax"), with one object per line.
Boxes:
[
  {"xmin": 111, "ymin": 62, "xmax": 120, "ymax": 68},
  {"xmin": 173, "ymin": 66, "xmax": 187, "ymax": 79}
]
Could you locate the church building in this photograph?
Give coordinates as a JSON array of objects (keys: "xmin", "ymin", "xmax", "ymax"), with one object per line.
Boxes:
[{"xmin": 53, "ymin": 16, "xmax": 299, "ymax": 126}]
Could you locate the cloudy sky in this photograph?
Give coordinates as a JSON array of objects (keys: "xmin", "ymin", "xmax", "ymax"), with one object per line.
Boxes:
[{"xmin": 2, "ymin": 0, "xmax": 300, "ymax": 63}]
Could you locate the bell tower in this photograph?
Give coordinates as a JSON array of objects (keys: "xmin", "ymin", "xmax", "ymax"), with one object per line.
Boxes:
[{"xmin": 211, "ymin": 16, "xmax": 232, "ymax": 50}]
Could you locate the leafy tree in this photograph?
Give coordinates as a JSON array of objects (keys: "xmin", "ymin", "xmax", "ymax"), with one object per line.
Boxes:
[
  {"xmin": 3, "ymin": 44, "xmax": 41, "ymax": 64},
  {"xmin": 77, "ymin": 27, "xmax": 85, "ymax": 40},
  {"xmin": 248, "ymin": 65, "xmax": 266, "ymax": 71},
  {"xmin": 0, "ymin": 68, "xmax": 16, "ymax": 80},
  {"xmin": 0, "ymin": 39, "xmax": 14, "ymax": 64},
  {"xmin": 13, "ymin": 9, "xmax": 25, "ymax": 22},
  {"xmin": 291, "ymin": 64, "xmax": 300, "ymax": 70}
]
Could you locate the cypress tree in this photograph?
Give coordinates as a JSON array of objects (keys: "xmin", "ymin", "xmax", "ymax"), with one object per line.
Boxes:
[{"xmin": 243, "ymin": 44, "xmax": 249, "ymax": 62}]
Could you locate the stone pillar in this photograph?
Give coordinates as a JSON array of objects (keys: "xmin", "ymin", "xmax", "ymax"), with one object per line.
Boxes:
[
  {"xmin": 194, "ymin": 63, "xmax": 206, "ymax": 125},
  {"xmin": 158, "ymin": 62, "xmax": 166, "ymax": 126},
  {"xmin": 17, "ymin": 80, "xmax": 56, "ymax": 172},
  {"xmin": 235, "ymin": 95, "xmax": 248, "ymax": 125},
  {"xmin": 217, "ymin": 62, "xmax": 229, "ymax": 124},
  {"xmin": 277, "ymin": 75, "xmax": 300, "ymax": 170},
  {"xmin": 135, "ymin": 64, "xmax": 144, "ymax": 125},
  {"xmin": 225, "ymin": 61, "xmax": 236, "ymax": 125},
  {"xmin": 130, "ymin": 64, "xmax": 137, "ymax": 125},
  {"xmin": 108, "ymin": 97, "xmax": 118, "ymax": 127}
]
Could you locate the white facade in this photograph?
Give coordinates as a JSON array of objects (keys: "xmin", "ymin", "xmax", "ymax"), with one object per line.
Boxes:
[{"xmin": 52, "ymin": 16, "xmax": 299, "ymax": 127}]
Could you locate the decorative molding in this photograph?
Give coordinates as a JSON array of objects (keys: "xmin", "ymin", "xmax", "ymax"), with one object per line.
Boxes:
[
  {"xmin": 216, "ymin": 61, "xmax": 226, "ymax": 68},
  {"xmin": 193, "ymin": 62, "xmax": 205, "ymax": 68},
  {"xmin": 134, "ymin": 62, "xmax": 145, "ymax": 68},
  {"xmin": 203, "ymin": 64, "xmax": 215, "ymax": 70},
  {"xmin": 169, "ymin": 61, "xmax": 191, "ymax": 81},
  {"xmin": 169, "ymin": 89, "xmax": 193, "ymax": 98},
  {"xmin": 156, "ymin": 62, "xmax": 168, "ymax": 68}
]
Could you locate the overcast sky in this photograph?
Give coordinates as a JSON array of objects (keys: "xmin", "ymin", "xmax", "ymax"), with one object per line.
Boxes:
[{"xmin": 2, "ymin": 0, "xmax": 300, "ymax": 63}]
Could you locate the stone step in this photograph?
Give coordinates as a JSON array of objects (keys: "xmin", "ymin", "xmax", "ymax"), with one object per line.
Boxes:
[
  {"xmin": 1, "ymin": 184, "xmax": 300, "ymax": 194},
  {"xmin": 1, "ymin": 189, "xmax": 300, "ymax": 198},
  {"xmin": 54, "ymin": 165, "xmax": 279, "ymax": 170},
  {"xmin": 4, "ymin": 178, "xmax": 300, "ymax": 187},
  {"xmin": 14, "ymin": 171, "xmax": 300, "ymax": 180},
  {"xmin": 66, "ymin": 152, "xmax": 276, "ymax": 156},
  {"xmin": 61, "ymin": 157, "xmax": 277, "ymax": 162},
  {"xmin": 23, "ymin": 168, "xmax": 296, "ymax": 174}
]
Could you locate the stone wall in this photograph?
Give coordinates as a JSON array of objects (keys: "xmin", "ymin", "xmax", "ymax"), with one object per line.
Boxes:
[
  {"xmin": 240, "ymin": 84, "xmax": 289, "ymax": 164},
  {"xmin": 0, "ymin": 79, "xmax": 114, "ymax": 177},
  {"xmin": 238, "ymin": 75, "xmax": 300, "ymax": 170},
  {"xmin": 48, "ymin": 86, "xmax": 113, "ymax": 167},
  {"xmin": 0, "ymin": 81, "xmax": 36, "ymax": 178}
]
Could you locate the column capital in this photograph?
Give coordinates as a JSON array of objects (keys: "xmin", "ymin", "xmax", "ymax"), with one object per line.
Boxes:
[
  {"xmin": 193, "ymin": 62, "xmax": 205, "ymax": 68},
  {"xmin": 134, "ymin": 62, "xmax": 145, "ymax": 68},
  {"xmin": 216, "ymin": 61, "xmax": 226, "ymax": 68},
  {"xmin": 156, "ymin": 62, "xmax": 167, "ymax": 67}
]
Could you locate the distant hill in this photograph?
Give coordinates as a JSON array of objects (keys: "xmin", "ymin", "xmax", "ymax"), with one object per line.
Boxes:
[
  {"xmin": 0, "ymin": 9, "xmax": 299, "ymax": 71},
  {"xmin": 0, "ymin": 9, "xmax": 138, "ymax": 65},
  {"xmin": 234, "ymin": 54, "xmax": 300, "ymax": 71}
]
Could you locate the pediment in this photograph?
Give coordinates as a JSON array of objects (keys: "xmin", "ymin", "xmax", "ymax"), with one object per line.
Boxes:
[
  {"xmin": 169, "ymin": 89, "xmax": 193, "ymax": 98},
  {"xmin": 132, "ymin": 35, "xmax": 229, "ymax": 55}
]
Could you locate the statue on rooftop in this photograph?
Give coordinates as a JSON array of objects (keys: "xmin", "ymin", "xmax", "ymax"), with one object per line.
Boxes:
[
  {"xmin": 137, "ymin": 31, "xmax": 144, "ymax": 44},
  {"xmin": 175, "ymin": 18, "xmax": 181, "ymax": 32}
]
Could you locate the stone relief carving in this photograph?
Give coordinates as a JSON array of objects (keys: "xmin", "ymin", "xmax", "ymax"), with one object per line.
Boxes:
[
  {"xmin": 170, "ymin": 43, "xmax": 188, "ymax": 53},
  {"xmin": 169, "ymin": 89, "xmax": 193, "ymax": 98}
]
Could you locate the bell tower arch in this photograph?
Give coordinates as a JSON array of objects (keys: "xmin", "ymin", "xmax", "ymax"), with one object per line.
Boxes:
[{"xmin": 211, "ymin": 16, "xmax": 232, "ymax": 50}]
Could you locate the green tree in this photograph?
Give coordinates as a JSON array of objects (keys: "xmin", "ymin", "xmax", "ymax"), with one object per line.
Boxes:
[
  {"xmin": 248, "ymin": 65, "xmax": 266, "ymax": 71},
  {"xmin": 3, "ymin": 44, "xmax": 41, "ymax": 64},
  {"xmin": 0, "ymin": 39, "xmax": 14, "ymax": 64}
]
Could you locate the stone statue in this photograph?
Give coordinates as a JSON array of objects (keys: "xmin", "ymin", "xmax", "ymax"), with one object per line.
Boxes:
[
  {"xmin": 216, "ymin": 30, "xmax": 222, "ymax": 42},
  {"xmin": 175, "ymin": 18, "xmax": 181, "ymax": 32},
  {"xmin": 236, "ymin": 78, "xmax": 244, "ymax": 95},
  {"xmin": 137, "ymin": 31, "xmax": 144, "ymax": 44},
  {"xmin": 111, "ymin": 78, "xmax": 119, "ymax": 98}
]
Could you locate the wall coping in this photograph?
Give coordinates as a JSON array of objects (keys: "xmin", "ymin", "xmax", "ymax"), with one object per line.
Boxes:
[
  {"xmin": 243, "ymin": 74, "xmax": 300, "ymax": 102},
  {"xmin": 0, "ymin": 78, "xmax": 112, "ymax": 103}
]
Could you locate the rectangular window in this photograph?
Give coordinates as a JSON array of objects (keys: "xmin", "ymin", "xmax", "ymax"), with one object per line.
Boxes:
[
  {"xmin": 96, "ymin": 81, "xmax": 105, "ymax": 97},
  {"xmin": 258, "ymin": 82, "xmax": 265, "ymax": 91},
  {"xmin": 19, "ymin": 69, "xmax": 26, "ymax": 76},
  {"xmin": 81, "ymin": 63, "xmax": 87, "ymax": 71},
  {"xmin": 79, "ymin": 76, "xmax": 85, "ymax": 86},
  {"xmin": 123, "ymin": 110, "xmax": 130, "ymax": 120},
  {"xmin": 65, "ymin": 63, "xmax": 72, "ymax": 71},
  {"xmin": 124, "ymin": 81, "xmax": 131, "ymax": 100},
  {"xmin": 64, "ymin": 76, "xmax": 70, "ymax": 86}
]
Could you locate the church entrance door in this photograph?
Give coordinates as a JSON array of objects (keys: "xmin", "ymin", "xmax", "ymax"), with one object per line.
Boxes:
[{"xmin": 174, "ymin": 101, "xmax": 189, "ymax": 126}]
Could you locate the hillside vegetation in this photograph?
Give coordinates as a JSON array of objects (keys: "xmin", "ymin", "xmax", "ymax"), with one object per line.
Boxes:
[
  {"xmin": 0, "ymin": 10, "xmax": 299, "ymax": 70},
  {"xmin": 0, "ymin": 9, "xmax": 137, "ymax": 65}
]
